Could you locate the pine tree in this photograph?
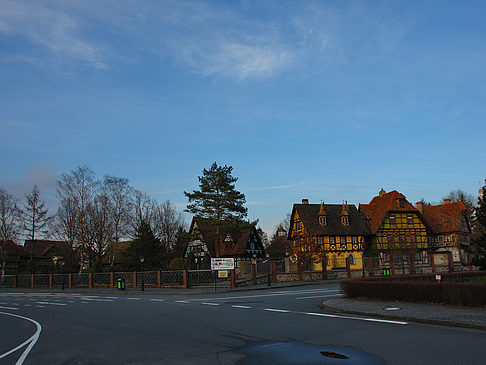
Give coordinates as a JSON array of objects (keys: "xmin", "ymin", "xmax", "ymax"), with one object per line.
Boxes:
[
  {"xmin": 23, "ymin": 185, "xmax": 50, "ymax": 241},
  {"xmin": 472, "ymin": 182, "xmax": 486, "ymax": 269},
  {"xmin": 123, "ymin": 220, "xmax": 160, "ymax": 270},
  {"xmin": 184, "ymin": 162, "xmax": 247, "ymax": 222}
]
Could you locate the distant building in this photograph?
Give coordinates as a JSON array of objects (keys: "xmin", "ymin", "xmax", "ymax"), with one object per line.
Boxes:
[
  {"xmin": 186, "ymin": 217, "xmax": 266, "ymax": 263},
  {"xmin": 359, "ymin": 189, "xmax": 429, "ymax": 266},
  {"xmin": 288, "ymin": 200, "xmax": 369, "ymax": 270},
  {"xmin": 420, "ymin": 199, "xmax": 472, "ymax": 265},
  {"xmin": 0, "ymin": 241, "xmax": 29, "ymax": 274},
  {"xmin": 24, "ymin": 240, "xmax": 72, "ymax": 268}
]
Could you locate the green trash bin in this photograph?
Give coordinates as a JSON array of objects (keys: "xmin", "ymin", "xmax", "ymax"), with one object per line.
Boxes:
[{"xmin": 117, "ymin": 278, "xmax": 126, "ymax": 290}]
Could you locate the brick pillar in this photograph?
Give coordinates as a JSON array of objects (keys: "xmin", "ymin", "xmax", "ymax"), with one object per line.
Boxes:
[
  {"xmin": 298, "ymin": 261, "xmax": 303, "ymax": 281},
  {"xmin": 410, "ymin": 254, "xmax": 416, "ymax": 274},
  {"xmin": 110, "ymin": 272, "xmax": 114, "ymax": 288},
  {"xmin": 447, "ymin": 252, "xmax": 454, "ymax": 272},
  {"xmin": 272, "ymin": 261, "xmax": 277, "ymax": 282},
  {"xmin": 13, "ymin": 275, "xmax": 17, "ymax": 288},
  {"xmin": 345, "ymin": 257, "xmax": 351, "ymax": 278},
  {"xmin": 89, "ymin": 272, "xmax": 92, "ymax": 288},
  {"xmin": 231, "ymin": 269, "xmax": 235, "ymax": 289},
  {"xmin": 31, "ymin": 274, "xmax": 34, "ymax": 288},
  {"xmin": 252, "ymin": 263, "xmax": 257, "ymax": 285},
  {"xmin": 68, "ymin": 273, "xmax": 72, "ymax": 288},
  {"xmin": 322, "ymin": 257, "xmax": 328, "ymax": 280},
  {"xmin": 133, "ymin": 272, "xmax": 137, "ymax": 288},
  {"xmin": 49, "ymin": 273, "xmax": 53, "ymax": 288},
  {"xmin": 157, "ymin": 270, "xmax": 161, "ymax": 288},
  {"xmin": 390, "ymin": 254, "xmax": 395, "ymax": 275},
  {"xmin": 430, "ymin": 253, "xmax": 435, "ymax": 273},
  {"xmin": 183, "ymin": 269, "xmax": 188, "ymax": 288}
]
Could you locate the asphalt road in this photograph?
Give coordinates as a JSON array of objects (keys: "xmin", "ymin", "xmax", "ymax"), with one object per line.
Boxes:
[{"xmin": 1, "ymin": 283, "xmax": 485, "ymax": 364}]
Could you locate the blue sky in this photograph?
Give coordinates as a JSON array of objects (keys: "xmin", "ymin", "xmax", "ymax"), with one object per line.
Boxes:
[{"xmin": 1, "ymin": 0, "xmax": 485, "ymax": 236}]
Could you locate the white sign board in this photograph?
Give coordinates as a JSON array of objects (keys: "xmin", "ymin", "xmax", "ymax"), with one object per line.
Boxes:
[
  {"xmin": 211, "ymin": 258, "xmax": 235, "ymax": 270},
  {"xmin": 435, "ymin": 274, "xmax": 442, "ymax": 281},
  {"xmin": 218, "ymin": 270, "xmax": 228, "ymax": 278}
]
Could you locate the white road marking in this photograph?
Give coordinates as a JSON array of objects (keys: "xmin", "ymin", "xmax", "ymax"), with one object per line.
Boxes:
[
  {"xmin": 303, "ymin": 312, "xmax": 408, "ymax": 325},
  {"xmin": 68, "ymin": 301, "xmax": 75, "ymax": 303},
  {"xmin": 24, "ymin": 304, "xmax": 32, "ymax": 307},
  {"xmin": 79, "ymin": 298, "xmax": 113, "ymax": 302},
  {"xmin": 232, "ymin": 305, "xmax": 251, "ymax": 309},
  {"xmin": 81, "ymin": 302, "xmax": 89, "ymax": 304},
  {"xmin": 201, "ymin": 303, "xmax": 220, "ymax": 306},
  {"xmin": 12, "ymin": 303, "xmax": 20, "ymax": 305},
  {"xmin": 149, "ymin": 299, "xmax": 165, "ymax": 302},
  {"xmin": 0, "ymin": 302, "xmax": 8, "ymax": 305},
  {"xmin": 264, "ymin": 308, "xmax": 290, "ymax": 313},
  {"xmin": 126, "ymin": 298, "xmax": 140, "ymax": 300},
  {"xmin": 36, "ymin": 306, "xmax": 44, "ymax": 308},
  {"xmin": 0, "ymin": 311, "xmax": 42, "ymax": 365},
  {"xmin": 35, "ymin": 302, "xmax": 67, "ymax": 306},
  {"xmin": 296, "ymin": 294, "xmax": 344, "ymax": 300},
  {"xmin": 104, "ymin": 297, "xmax": 117, "ymax": 299},
  {"xmin": 193, "ymin": 290, "xmax": 341, "ymax": 302},
  {"xmin": 0, "ymin": 306, "xmax": 18, "ymax": 310},
  {"xmin": 175, "ymin": 300, "xmax": 190, "ymax": 303}
]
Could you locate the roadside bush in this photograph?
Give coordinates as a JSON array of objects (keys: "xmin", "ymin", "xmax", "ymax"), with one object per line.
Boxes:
[{"xmin": 341, "ymin": 280, "xmax": 486, "ymax": 307}]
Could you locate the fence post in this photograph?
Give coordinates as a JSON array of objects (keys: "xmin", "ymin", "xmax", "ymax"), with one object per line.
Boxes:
[
  {"xmin": 298, "ymin": 261, "xmax": 303, "ymax": 281},
  {"xmin": 345, "ymin": 257, "xmax": 351, "ymax": 278},
  {"xmin": 31, "ymin": 274, "xmax": 34, "ymax": 289},
  {"xmin": 133, "ymin": 272, "xmax": 137, "ymax": 288},
  {"xmin": 13, "ymin": 274, "xmax": 17, "ymax": 289},
  {"xmin": 322, "ymin": 257, "xmax": 327, "ymax": 280},
  {"xmin": 157, "ymin": 270, "xmax": 161, "ymax": 288},
  {"xmin": 49, "ymin": 273, "xmax": 53, "ymax": 288},
  {"xmin": 252, "ymin": 263, "xmax": 257, "ymax": 285},
  {"xmin": 110, "ymin": 272, "xmax": 114, "ymax": 288},
  {"xmin": 89, "ymin": 272, "xmax": 92, "ymax": 288},
  {"xmin": 231, "ymin": 269, "xmax": 235, "ymax": 289},
  {"xmin": 272, "ymin": 261, "xmax": 277, "ymax": 282},
  {"xmin": 430, "ymin": 253, "xmax": 436, "ymax": 273},
  {"xmin": 68, "ymin": 273, "xmax": 72, "ymax": 288},
  {"xmin": 390, "ymin": 254, "xmax": 395, "ymax": 275},
  {"xmin": 183, "ymin": 269, "xmax": 188, "ymax": 288}
]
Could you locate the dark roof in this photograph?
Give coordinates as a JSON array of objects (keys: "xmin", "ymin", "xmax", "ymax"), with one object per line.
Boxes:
[
  {"xmin": 289, "ymin": 203, "xmax": 370, "ymax": 237},
  {"xmin": 422, "ymin": 201, "xmax": 469, "ymax": 234},
  {"xmin": 1, "ymin": 241, "xmax": 30, "ymax": 257},
  {"xmin": 23, "ymin": 240, "xmax": 70, "ymax": 257},
  {"xmin": 359, "ymin": 190, "xmax": 419, "ymax": 234},
  {"xmin": 189, "ymin": 217, "xmax": 263, "ymax": 256}
]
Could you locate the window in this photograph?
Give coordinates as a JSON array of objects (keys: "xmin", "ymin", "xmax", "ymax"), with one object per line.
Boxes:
[
  {"xmin": 438, "ymin": 236, "xmax": 444, "ymax": 243},
  {"xmin": 319, "ymin": 215, "xmax": 326, "ymax": 225},
  {"xmin": 407, "ymin": 216, "xmax": 413, "ymax": 224},
  {"xmin": 341, "ymin": 216, "xmax": 349, "ymax": 226},
  {"xmin": 410, "ymin": 234, "xmax": 416, "ymax": 242},
  {"xmin": 389, "ymin": 215, "xmax": 395, "ymax": 224},
  {"xmin": 399, "ymin": 235, "xmax": 405, "ymax": 243},
  {"xmin": 352, "ymin": 236, "xmax": 357, "ymax": 244},
  {"xmin": 330, "ymin": 237, "xmax": 335, "ymax": 244},
  {"xmin": 387, "ymin": 235, "xmax": 394, "ymax": 243},
  {"xmin": 317, "ymin": 237, "xmax": 323, "ymax": 244},
  {"xmin": 347, "ymin": 254, "xmax": 355, "ymax": 265}
]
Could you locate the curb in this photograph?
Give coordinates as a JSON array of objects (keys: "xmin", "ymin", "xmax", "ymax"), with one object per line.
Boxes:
[{"xmin": 319, "ymin": 302, "xmax": 486, "ymax": 331}]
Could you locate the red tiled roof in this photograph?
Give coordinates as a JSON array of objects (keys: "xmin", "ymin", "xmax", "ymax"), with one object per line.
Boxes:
[
  {"xmin": 422, "ymin": 201, "xmax": 467, "ymax": 234},
  {"xmin": 360, "ymin": 190, "xmax": 419, "ymax": 234}
]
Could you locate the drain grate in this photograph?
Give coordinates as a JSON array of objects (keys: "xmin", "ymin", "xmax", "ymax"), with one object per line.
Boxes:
[{"xmin": 321, "ymin": 351, "xmax": 349, "ymax": 359}]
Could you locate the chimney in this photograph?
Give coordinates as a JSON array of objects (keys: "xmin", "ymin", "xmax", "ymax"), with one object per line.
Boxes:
[
  {"xmin": 302, "ymin": 199, "xmax": 309, "ymax": 204},
  {"xmin": 379, "ymin": 188, "xmax": 386, "ymax": 197},
  {"xmin": 416, "ymin": 201, "xmax": 423, "ymax": 213},
  {"xmin": 443, "ymin": 198, "xmax": 451, "ymax": 204}
]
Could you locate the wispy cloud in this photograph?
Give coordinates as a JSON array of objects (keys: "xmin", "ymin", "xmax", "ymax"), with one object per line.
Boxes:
[{"xmin": 247, "ymin": 182, "xmax": 306, "ymax": 192}]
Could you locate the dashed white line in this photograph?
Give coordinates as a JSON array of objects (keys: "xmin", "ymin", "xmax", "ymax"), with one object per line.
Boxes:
[
  {"xmin": 264, "ymin": 308, "xmax": 290, "ymax": 313},
  {"xmin": 0, "ymin": 306, "xmax": 18, "ymax": 310},
  {"xmin": 149, "ymin": 299, "xmax": 165, "ymax": 302},
  {"xmin": 232, "ymin": 305, "xmax": 251, "ymax": 309},
  {"xmin": 81, "ymin": 302, "xmax": 89, "ymax": 304},
  {"xmin": 175, "ymin": 300, "xmax": 190, "ymax": 304},
  {"xmin": 36, "ymin": 306, "xmax": 45, "ymax": 308},
  {"xmin": 303, "ymin": 312, "xmax": 408, "ymax": 325},
  {"xmin": 201, "ymin": 302, "xmax": 220, "ymax": 306},
  {"xmin": 296, "ymin": 294, "xmax": 343, "ymax": 300},
  {"xmin": 35, "ymin": 302, "xmax": 67, "ymax": 306},
  {"xmin": 104, "ymin": 297, "xmax": 117, "ymax": 299},
  {"xmin": 126, "ymin": 298, "xmax": 141, "ymax": 300}
]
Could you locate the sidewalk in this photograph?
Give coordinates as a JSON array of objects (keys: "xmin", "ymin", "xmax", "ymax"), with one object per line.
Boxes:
[{"xmin": 321, "ymin": 297, "xmax": 486, "ymax": 331}]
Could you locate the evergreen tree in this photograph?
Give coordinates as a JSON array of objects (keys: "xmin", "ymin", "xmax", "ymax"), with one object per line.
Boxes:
[
  {"xmin": 184, "ymin": 162, "xmax": 247, "ymax": 222},
  {"xmin": 472, "ymin": 181, "xmax": 486, "ymax": 269},
  {"xmin": 22, "ymin": 185, "xmax": 50, "ymax": 241},
  {"xmin": 123, "ymin": 220, "xmax": 160, "ymax": 270}
]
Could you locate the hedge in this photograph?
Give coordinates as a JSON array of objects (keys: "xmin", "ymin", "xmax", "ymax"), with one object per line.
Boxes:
[{"xmin": 340, "ymin": 280, "xmax": 486, "ymax": 307}]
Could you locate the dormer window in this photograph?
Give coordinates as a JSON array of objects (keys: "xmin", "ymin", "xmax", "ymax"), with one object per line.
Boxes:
[
  {"xmin": 319, "ymin": 215, "xmax": 327, "ymax": 225},
  {"xmin": 341, "ymin": 215, "xmax": 349, "ymax": 226}
]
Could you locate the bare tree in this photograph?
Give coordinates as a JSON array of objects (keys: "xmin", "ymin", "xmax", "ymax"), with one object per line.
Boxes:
[
  {"xmin": 153, "ymin": 200, "xmax": 185, "ymax": 252},
  {"xmin": 0, "ymin": 188, "xmax": 21, "ymax": 276},
  {"xmin": 57, "ymin": 166, "xmax": 99, "ymax": 271},
  {"xmin": 22, "ymin": 185, "xmax": 50, "ymax": 241},
  {"xmin": 129, "ymin": 190, "xmax": 157, "ymax": 238},
  {"xmin": 445, "ymin": 189, "xmax": 476, "ymax": 230},
  {"xmin": 50, "ymin": 198, "xmax": 78, "ymax": 270},
  {"xmin": 86, "ymin": 194, "xmax": 115, "ymax": 271}
]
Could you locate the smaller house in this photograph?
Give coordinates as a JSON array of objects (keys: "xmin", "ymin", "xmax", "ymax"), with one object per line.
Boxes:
[
  {"xmin": 23, "ymin": 240, "xmax": 72, "ymax": 268},
  {"xmin": 419, "ymin": 199, "xmax": 472, "ymax": 265},
  {"xmin": 0, "ymin": 241, "xmax": 30, "ymax": 274},
  {"xmin": 186, "ymin": 217, "xmax": 266, "ymax": 263}
]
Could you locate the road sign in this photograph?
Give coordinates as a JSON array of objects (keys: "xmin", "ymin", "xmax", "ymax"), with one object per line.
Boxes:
[
  {"xmin": 218, "ymin": 270, "xmax": 228, "ymax": 278},
  {"xmin": 435, "ymin": 274, "xmax": 442, "ymax": 282},
  {"xmin": 211, "ymin": 258, "xmax": 235, "ymax": 270}
]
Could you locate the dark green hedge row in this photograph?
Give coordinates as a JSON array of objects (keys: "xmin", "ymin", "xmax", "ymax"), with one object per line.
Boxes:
[
  {"xmin": 366, "ymin": 271, "xmax": 485, "ymax": 283},
  {"xmin": 340, "ymin": 280, "xmax": 486, "ymax": 307}
]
